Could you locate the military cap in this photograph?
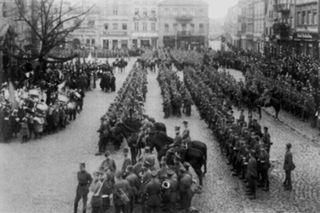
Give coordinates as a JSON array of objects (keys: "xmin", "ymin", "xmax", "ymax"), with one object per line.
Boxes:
[
  {"xmin": 183, "ymin": 120, "xmax": 188, "ymax": 124},
  {"xmin": 123, "ymin": 147, "xmax": 129, "ymax": 153},
  {"xmin": 179, "ymin": 167, "xmax": 186, "ymax": 173},
  {"xmin": 175, "ymin": 126, "xmax": 180, "ymax": 131},
  {"xmin": 167, "ymin": 169, "xmax": 175, "ymax": 176},
  {"xmin": 183, "ymin": 162, "xmax": 191, "ymax": 168},
  {"xmin": 145, "ymin": 146, "xmax": 150, "ymax": 151},
  {"xmin": 126, "ymin": 165, "xmax": 133, "ymax": 172},
  {"xmin": 104, "ymin": 150, "xmax": 111, "ymax": 157},
  {"xmin": 264, "ymin": 126, "xmax": 268, "ymax": 130},
  {"xmin": 80, "ymin": 163, "xmax": 85, "ymax": 167},
  {"xmin": 149, "ymin": 117, "xmax": 155, "ymax": 123},
  {"xmin": 286, "ymin": 143, "xmax": 292, "ymax": 149}
]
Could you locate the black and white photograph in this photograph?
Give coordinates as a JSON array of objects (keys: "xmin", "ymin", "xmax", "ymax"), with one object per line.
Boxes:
[{"xmin": 0, "ymin": 0, "xmax": 320, "ymax": 212}]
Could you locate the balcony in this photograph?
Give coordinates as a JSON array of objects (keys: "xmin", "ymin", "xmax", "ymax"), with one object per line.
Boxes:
[
  {"xmin": 176, "ymin": 15, "xmax": 193, "ymax": 22},
  {"xmin": 273, "ymin": 3, "xmax": 290, "ymax": 13},
  {"xmin": 273, "ymin": 23, "xmax": 291, "ymax": 37}
]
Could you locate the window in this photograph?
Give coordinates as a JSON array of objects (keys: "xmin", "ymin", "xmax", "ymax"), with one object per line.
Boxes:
[
  {"xmin": 143, "ymin": 8, "xmax": 147, "ymax": 16},
  {"xmin": 190, "ymin": 23, "xmax": 195, "ymax": 32},
  {"xmin": 164, "ymin": 8, "xmax": 169, "ymax": 16},
  {"xmin": 151, "ymin": 22, "xmax": 156, "ymax": 31},
  {"xmin": 151, "ymin": 9, "xmax": 156, "ymax": 17},
  {"xmin": 3, "ymin": 3, "xmax": 7, "ymax": 17},
  {"xmin": 308, "ymin": 10, "xmax": 311, "ymax": 25},
  {"xmin": 143, "ymin": 22, "xmax": 147, "ymax": 31},
  {"xmin": 182, "ymin": 8, "xmax": 186, "ymax": 15},
  {"xmin": 173, "ymin": 23, "xmax": 178, "ymax": 31},
  {"xmin": 190, "ymin": 9, "xmax": 195, "ymax": 16},
  {"xmin": 298, "ymin": 12, "xmax": 301, "ymax": 25},
  {"xmin": 135, "ymin": 8, "xmax": 139, "ymax": 16},
  {"xmin": 165, "ymin": 23, "xmax": 169, "ymax": 32},
  {"xmin": 91, "ymin": 39, "xmax": 95, "ymax": 45},
  {"xmin": 173, "ymin": 8, "xmax": 178, "ymax": 16},
  {"xmin": 199, "ymin": 23, "xmax": 204, "ymax": 32},
  {"xmin": 113, "ymin": 7, "xmax": 118, "ymax": 15},
  {"xmin": 199, "ymin": 9, "xmax": 204, "ymax": 16},
  {"xmin": 313, "ymin": 10, "xmax": 317, "ymax": 25},
  {"xmin": 88, "ymin": 21, "xmax": 95, "ymax": 28},
  {"xmin": 182, "ymin": 23, "xmax": 186, "ymax": 31},
  {"xmin": 86, "ymin": 39, "xmax": 90, "ymax": 44},
  {"xmin": 104, "ymin": 23, "xmax": 108, "ymax": 30},
  {"xmin": 123, "ymin": 7, "xmax": 127, "ymax": 15},
  {"xmin": 302, "ymin": 11, "xmax": 306, "ymax": 25},
  {"xmin": 265, "ymin": 27, "xmax": 268, "ymax": 35},
  {"xmin": 113, "ymin": 23, "xmax": 118, "ymax": 30},
  {"xmin": 122, "ymin": 23, "xmax": 127, "ymax": 30},
  {"xmin": 134, "ymin": 22, "xmax": 139, "ymax": 31}
]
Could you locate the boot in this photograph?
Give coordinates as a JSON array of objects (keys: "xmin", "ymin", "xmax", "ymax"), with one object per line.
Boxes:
[{"xmin": 74, "ymin": 203, "xmax": 78, "ymax": 213}]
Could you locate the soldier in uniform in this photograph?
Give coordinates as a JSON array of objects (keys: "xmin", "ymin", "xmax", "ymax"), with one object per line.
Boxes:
[
  {"xmin": 144, "ymin": 146, "xmax": 156, "ymax": 171},
  {"xmin": 165, "ymin": 169, "xmax": 178, "ymax": 213},
  {"xmin": 182, "ymin": 121, "xmax": 191, "ymax": 149},
  {"xmin": 100, "ymin": 168, "xmax": 115, "ymax": 211},
  {"xmin": 246, "ymin": 151, "xmax": 257, "ymax": 199},
  {"xmin": 143, "ymin": 171, "xmax": 162, "ymax": 213},
  {"xmin": 122, "ymin": 148, "xmax": 132, "ymax": 175},
  {"xmin": 283, "ymin": 143, "xmax": 295, "ymax": 190},
  {"xmin": 99, "ymin": 150, "xmax": 117, "ymax": 173},
  {"xmin": 113, "ymin": 171, "xmax": 130, "ymax": 213},
  {"xmin": 125, "ymin": 165, "xmax": 139, "ymax": 213},
  {"xmin": 262, "ymin": 126, "xmax": 271, "ymax": 153},
  {"xmin": 74, "ymin": 163, "xmax": 92, "ymax": 213},
  {"xmin": 258, "ymin": 144, "xmax": 270, "ymax": 191},
  {"xmin": 179, "ymin": 167, "xmax": 193, "ymax": 213},
  {"xmin": 166, "ymin": 126, "xmax": 183, "ymax": 160}
]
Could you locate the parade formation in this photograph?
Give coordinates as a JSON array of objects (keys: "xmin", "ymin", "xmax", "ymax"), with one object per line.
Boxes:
[{"xmin": 1, "ymin": 43, "xmax": 320, "ymax": 212}]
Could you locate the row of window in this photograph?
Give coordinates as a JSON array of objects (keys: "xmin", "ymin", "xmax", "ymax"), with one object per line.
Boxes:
[
  {"xmin": 134, "ymin": 8, "xmax": 156, "ymax": 17},
  {"xmin": 104, "ymin": 23, "xmax": 128, "ymax": 30},
  {"xmin": 163, "ymin": 8, "xmax": 205, "ymax": 17},
  {"xmin": 297, "ymin": 10, "xmax": 317, "ymax": 26},
  {"xmin": 134, "ymin": 22, "xmax": 156, "ymax": 31}
]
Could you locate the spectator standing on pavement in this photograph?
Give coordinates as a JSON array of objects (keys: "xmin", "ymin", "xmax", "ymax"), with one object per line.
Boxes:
[
  {"xmin": 283, "ymin": 143, "xmax": 295, "ymax": 190},
  {"xmin": 89, "ymin": 171, "xmax": 102, "ymax": 213},
  {"xmin": 122, "ymin": 148, "xmax": 132, "ymax": 175},
  {"xmin": 74, "ymin": 163, "xmax": 92, "ymax": 213}
]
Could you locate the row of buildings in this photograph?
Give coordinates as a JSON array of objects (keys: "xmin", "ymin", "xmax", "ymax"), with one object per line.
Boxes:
[
  {"xmin": 0, "ymin": 0, "xmax": 209, "ymax": 51},
  {"xmin": 68, "ymin": 0, "xmax": 209, "ymax": 50},
  {"xmin": 224, "ymin": 0, "xmax": 320, "ymax": 58}
]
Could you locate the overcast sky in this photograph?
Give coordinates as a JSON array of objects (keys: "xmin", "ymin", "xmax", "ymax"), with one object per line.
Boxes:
[{"xmin": 204, "ymin": 0, "xmax": 238, "ymax": 19}]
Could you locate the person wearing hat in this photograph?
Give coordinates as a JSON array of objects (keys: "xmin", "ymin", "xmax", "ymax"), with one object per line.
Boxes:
[
  {"xmin": 122, "ymin": 148, "xmax": 132, "ymax": 175},
  {"xmin": 164, "ymin": 169, "xmax": 178, "ymax": 213},
  {"xmin": 89, "ymin": 171, "xmax": 103, "ymax": 213},
  {"xmin": 183, "ymin": 162, "xmax": 193, "ymax": 179},
  {"xmin": 283, "ymin": 143, "xmax": 295, "ymax": 190},
  {"xmin": 166, "ymin": 126, "xmax": 183, "ymax": 160},
  {"xmin": 142, "ymin": 171, "xmax": 162, "ymax": 213},
  {"xmin": 113, "ymin": 170, "xmax": 130, "ymax": 213},
  {"xmin": 246, "ymin": 151, "xmax": 257, "ymax": 199},
  {"xmin": 262, "ymin": 126, "xmax": 271, "ymax": 153},
  {"xmin": 178, "ymin": 166, "xmax": 193, "ymax": 212},
  {"xmin": 96, "ymin": 117, "xmax": 110, "ymax": 155},
  {"xmin": 99, "ymin": 167, "xmax": 115, "ymax": 212},
  {"xmin": 252, "ymin": 119, "xmax": 262, "ymax": 137},
  {"xmin": 100, "ymin": 151, "xmax": 117, "ymax": 173},
  {"xmin": 258, "ymin": 144, "xmax": 270, "ymax": 191},
  {"xmin": 182, "ymin": 121, "xmax": 191, "ymax": 148},
  {"xmin": 144, "ymin": 146, "xmax": 156, "ymax": 171},
  {"xmin": 125, "ymin": 165, "xmax": 139, "ymax": 213},
  {"xmin": 74, "ymin": 163, "xmax": 92, "ymax": 213}
]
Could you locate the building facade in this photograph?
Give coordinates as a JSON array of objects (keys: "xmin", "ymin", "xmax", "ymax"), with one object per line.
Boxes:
[
  {"xmin": 294, "ymin": 0, "xmax": 318, "ymax": 57},
  {"xmin": 131, "ymin": 0, "xmax": 159, "ymax": 48},
  {"xmin": 158, "ymin": 0, "xmax": 209, "ymax": 49},
  {"xmin": 253, "ymin": 0, "xmax": 265, "ymax": 53}
]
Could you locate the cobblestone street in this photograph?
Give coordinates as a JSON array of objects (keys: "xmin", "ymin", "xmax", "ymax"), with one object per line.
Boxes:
[{"xmin": 1, "ymin": 62, "xmax": 320, "ymax": 213}]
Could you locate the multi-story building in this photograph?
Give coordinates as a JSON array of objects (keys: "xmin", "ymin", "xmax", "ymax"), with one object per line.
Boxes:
[
  {"xmin": 245, "ymin": 0, "xmax": 254, "ymax": 50},
  {"xmin": 264, "ymin": 0, "xmax": 277, "ymax": 55},
  {"xmin": 158, "ymin": 0, "xmax": 209, "ymax": 49},
  {"xmin": 253, "ymin": 0, "xmax": 265, "ymax": 53},
  {"xmin": 238, "ymin": 0, "xmax": 247, "ymax": 49},
  {"xmin": 131, "ymin": 0, "xmax": 159, "ymax": 48},
  {"xmin": 294, "ymin": 0, "xmax": 318, "ymax": 57},
  {"xmin": 224, "ymin": 5, "xmax": 238, "ymax": 46}
]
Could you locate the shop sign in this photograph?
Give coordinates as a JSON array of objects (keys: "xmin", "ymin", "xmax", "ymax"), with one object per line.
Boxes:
[
  {"xmin": 132, "ymin": 32, "xmax": 158, "ymax": 37},
  {"xmin": 293, "ymin": 33, "xmax": 318, "ymax": 40},
  {"xmin": 103, "ymin": 31, "xmax": 127, "ymax": 36}
]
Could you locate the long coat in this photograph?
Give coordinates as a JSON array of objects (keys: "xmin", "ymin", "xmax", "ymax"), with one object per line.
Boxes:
[{"xmin": 283, "ymin": 150, "xmax": 295, "ymax": 171}]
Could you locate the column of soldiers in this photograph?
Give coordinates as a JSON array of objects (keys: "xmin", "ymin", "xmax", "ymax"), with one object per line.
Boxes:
[
  {"xmin": 184, "ymin": 66, "xmax": 272, "ymax": 200},
  {"xmin": 157, "ymin": 63, "xmax": 192, "ymax": 119},
  {"xmin": 215, "ymin": 49, "xmax": 320, "ymax": 126}
]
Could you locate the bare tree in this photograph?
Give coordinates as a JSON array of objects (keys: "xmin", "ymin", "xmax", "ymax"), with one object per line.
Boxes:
[{"xmin": 1, "ymin": 0, "xmax": 93, "ymax": 68}]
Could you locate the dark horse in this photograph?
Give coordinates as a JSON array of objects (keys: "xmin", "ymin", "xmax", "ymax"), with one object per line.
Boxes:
[
  {"xmin": 146, "ymin": 132, "xmax": 207, "ymax": 186},
  {"xmin": 245, "ymin": 89, "xmax": 281, "ymax": 119}
]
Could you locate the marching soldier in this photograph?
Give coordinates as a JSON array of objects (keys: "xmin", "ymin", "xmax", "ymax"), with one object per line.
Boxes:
[
  {"xmin": 262, "ymin": 126, "xmax": 271, "ymax": 153},
  {"xmin": 258, "ymin": 144, "xmax": 270, "ymax": 191},
  {"xmin": 74, "ymin": 163, "xmax": 92, "ymax": 213},
  {"xmin": 246, "ymin": 151, "xmax": 257, "ymax": 199},
  {"xmin": 125, "ymin": 165, "xmax": 139, "ymax": 213}
]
